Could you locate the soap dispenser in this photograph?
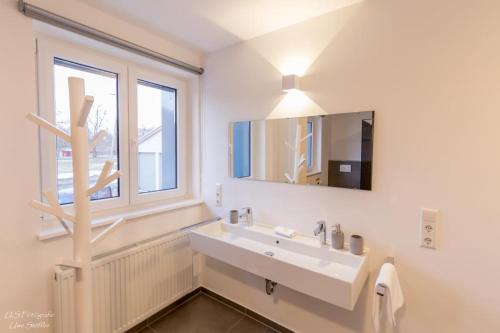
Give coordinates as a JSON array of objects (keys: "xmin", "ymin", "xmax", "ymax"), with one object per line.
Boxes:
[{"xmin": 331, "ymin": 224, "xmax": 344, "ymax": 250}]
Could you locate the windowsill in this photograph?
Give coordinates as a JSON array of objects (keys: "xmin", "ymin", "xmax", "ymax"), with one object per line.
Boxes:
[{"xmin": 38, "ymin": 198, "xmax": 204, "ymax": 241}]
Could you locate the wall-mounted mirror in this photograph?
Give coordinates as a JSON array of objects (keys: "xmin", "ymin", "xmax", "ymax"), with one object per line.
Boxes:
[{"xmin": 229, "ymin": 111, "xmax": 374, "ymax": 190}]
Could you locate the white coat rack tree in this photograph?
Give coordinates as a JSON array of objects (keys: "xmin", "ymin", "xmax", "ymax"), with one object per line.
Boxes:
[
  {"xmin": 27, "ymin": 77, "xmax": 125, "ymax": 333},
  {"xmin": 284, "ymin": 123, "xmax": 312, "ymax": 184}
]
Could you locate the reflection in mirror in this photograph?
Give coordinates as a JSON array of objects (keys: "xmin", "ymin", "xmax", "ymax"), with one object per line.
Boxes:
[{"xmin": 229, "ymin": 111, "xmax": 374, "ymax": 190}]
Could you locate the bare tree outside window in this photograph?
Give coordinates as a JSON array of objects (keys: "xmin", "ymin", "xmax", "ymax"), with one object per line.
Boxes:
[{"xmin": 54, "ymin": 58, "xmax": 119, "ymax": 205}]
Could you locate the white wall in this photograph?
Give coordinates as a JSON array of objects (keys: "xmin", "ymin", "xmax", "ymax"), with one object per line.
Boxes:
[
  {"xmin": 30, "ymin": 0, "xmax": 201, "ymax": 68},
  {"xmin": 0, "ymin": 1, "xmax": 210, "ymax": 332},
  {"xmin": 201, "ymin": 0, "xmax": 500, "ymax": 332}
]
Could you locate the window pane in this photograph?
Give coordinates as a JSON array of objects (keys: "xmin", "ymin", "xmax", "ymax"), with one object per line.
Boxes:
[
  {"xmin": 306, "ymin": 121, "xmax": 313, "ymax": 170},
  {"xmin": 233, "ymin": 121, "xmax": 251, "ymax": 178},
  {"xmin": 137, "ymin": 80, "xmax": 177, "ymax": 193},
  {"xmin": 54, "ymin": 58, "xmax": 119, "ymax": 205}
]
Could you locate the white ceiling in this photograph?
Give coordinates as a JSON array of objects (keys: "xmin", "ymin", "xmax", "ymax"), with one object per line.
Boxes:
[{"xmin": 78, "ymin": 0, "xmax": 362, "ymax": 53}]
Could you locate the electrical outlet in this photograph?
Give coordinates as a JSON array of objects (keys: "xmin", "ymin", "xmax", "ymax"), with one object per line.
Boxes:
[
  {"xmin": 215, "ymin": 183, "xmax": 222, "ymax": 207},
  {"xmin": 420, "ymin": 208, "xmax": 438, "ymax": 249}
]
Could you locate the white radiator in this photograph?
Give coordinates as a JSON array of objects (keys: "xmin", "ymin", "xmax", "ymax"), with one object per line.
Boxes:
[{"xmin": 53, "ymin": 232, "xmax": 193, "ymax": 333}]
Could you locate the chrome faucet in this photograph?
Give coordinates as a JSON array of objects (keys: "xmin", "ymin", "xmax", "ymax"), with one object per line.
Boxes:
[
  {"xmin": 239, "ymin": 207, "xmax": 253, "ymax": 226},
  {"xmin": 313, "ymin": 221, "xmax": 327, "ymax": 245}
]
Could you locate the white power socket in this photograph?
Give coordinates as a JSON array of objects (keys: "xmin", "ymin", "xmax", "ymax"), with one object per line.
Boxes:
[
  {"xmin": 215, "ymin": 183, "xmax": 222, "ymax": 207},
  {"xmin": 420, "ymin": 208, "xmax": 438, "ymax": 249}
]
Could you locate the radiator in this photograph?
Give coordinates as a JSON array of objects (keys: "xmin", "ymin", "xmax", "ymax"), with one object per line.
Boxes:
[{"xmin": 53, "ymin": 232, "xmax": 193, "ymax": 333}]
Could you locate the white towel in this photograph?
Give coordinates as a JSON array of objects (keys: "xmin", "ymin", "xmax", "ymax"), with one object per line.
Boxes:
[
  {"xmin": 372, "ymin": 263, "xmax": 404, "ymax": 332},
  {"xmin": 274, "ymin": 226, "xmax": 296, "ymax": 238}
]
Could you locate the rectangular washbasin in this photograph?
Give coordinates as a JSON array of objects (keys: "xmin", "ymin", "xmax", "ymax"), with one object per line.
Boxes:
[{"xmin": 189, "ymin": 221, "xmax": 369, "ymax": 310}]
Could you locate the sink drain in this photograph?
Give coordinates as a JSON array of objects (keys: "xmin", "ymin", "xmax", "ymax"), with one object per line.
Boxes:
[{"xmin": 264, "ymin": 251, "xmax": 274, "ymax": 257}]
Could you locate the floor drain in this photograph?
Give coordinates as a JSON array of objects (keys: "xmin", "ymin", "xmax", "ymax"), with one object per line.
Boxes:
[{"xmin": 264, "ymin": 251, "xmax": 274, "ymax": 257}]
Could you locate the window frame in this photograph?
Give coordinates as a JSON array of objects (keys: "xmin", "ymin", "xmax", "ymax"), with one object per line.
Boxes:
[
  {"xmin": 128, "ymin": 66, "xmax": 188, "ymax": 204},
  {"xmin": 306, "ymin": 116, "xmax": 323, "ymax": 176},
  {"xmin": 37, "ymin": 38, "xmax": 130, "ymax": 214},
  {"xmin": 36, "ymin": 37, "xmax": 194, "ymax": 223},
  {"xmin": 306, "ymin": 120, "xmax": 314, "ymax": 172}
]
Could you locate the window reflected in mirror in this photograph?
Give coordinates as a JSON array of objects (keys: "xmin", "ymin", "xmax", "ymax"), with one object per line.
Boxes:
[{"xmin": 231, "ymin": 121, "xmax": 251, "ymax": 178}]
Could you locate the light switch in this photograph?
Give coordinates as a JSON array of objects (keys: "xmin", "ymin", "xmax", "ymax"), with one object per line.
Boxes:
[{"xmin": 215, "ymin": 183, "xmax": 222, "ymax": 207}]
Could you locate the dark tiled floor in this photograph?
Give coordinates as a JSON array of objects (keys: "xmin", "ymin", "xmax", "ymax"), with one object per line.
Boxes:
[{"xmin": 142, "ymin": 293, "xmax": 279, "ymax": 333}]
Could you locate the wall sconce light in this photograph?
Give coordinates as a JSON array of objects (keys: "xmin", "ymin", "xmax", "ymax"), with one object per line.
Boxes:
[{"xmin": 282, "ymin": 74, "xmax": 300, "ymax": 92}]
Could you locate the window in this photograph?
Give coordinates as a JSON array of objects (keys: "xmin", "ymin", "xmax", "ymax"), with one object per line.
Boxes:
[
  {"xmin": 136, "ymin": 80, "xmax": 177, "ymax": 193},
  {"xmin": 129, "ymin": 67, "xmax": 187, "ymax": 204},
  {"xmin": 54, "ymin": 59, "xmax": 120, "ymax": 204},
  {"xmin": 37, "ymin": 38, "xmax": 194, "ymax": 219},
  {"xmin": 232, "ymin": 121, "xmax": 251, "ymax": 178},
  {"xmin": 306, "ymin": 120, "xmax": 313, "ymax": 171},
  {"xmin": 305, "ymin": 117, "xmax": 322, "ymax": 175}
]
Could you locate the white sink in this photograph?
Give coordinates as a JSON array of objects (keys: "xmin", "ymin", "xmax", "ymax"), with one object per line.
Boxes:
[{"xmin": 190, "ymin": 220, "xmax": 369, "ymax": 310}]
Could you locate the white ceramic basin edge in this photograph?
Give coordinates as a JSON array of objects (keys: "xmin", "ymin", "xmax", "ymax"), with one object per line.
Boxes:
[{"xmin": 190, "ymin": 220, "xmax": 369, "ymax": 310}]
